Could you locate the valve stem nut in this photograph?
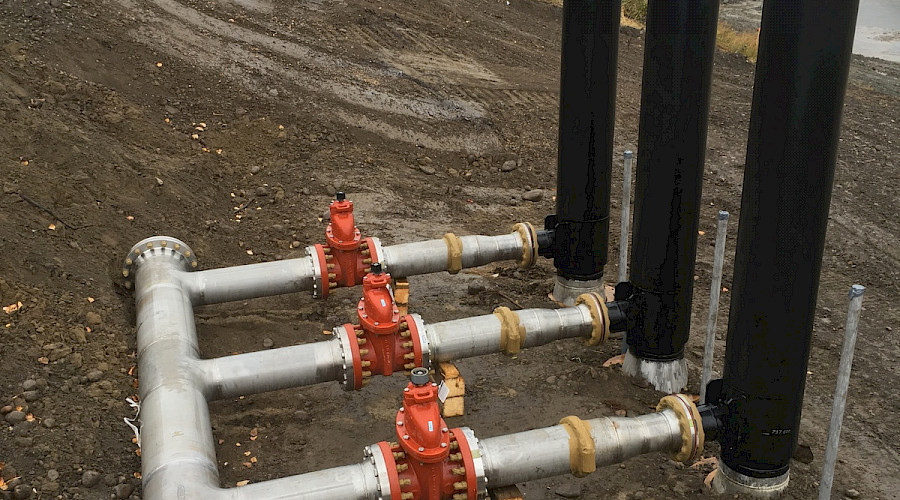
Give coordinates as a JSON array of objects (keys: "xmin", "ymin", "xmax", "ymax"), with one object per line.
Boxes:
[{"xmin": 409, "ymin": 367, "xmax": 429, "ymax": 386}]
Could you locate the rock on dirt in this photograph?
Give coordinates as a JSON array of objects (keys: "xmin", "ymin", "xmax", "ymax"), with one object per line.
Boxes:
[
  {"xmin": 85, "ymin": 311, "xmax": 102, "ymax": 325},
  {"xmin": 555, "ymin": 482, "xmax": 582, "ymax": 498},
  {"xmin": 5, "ymin": 410, "xmax": 26, "ymax": 423},
  {"xmin": 419, "ymin": 165, "xmax": 436, "ymax": 175},
  {"xmin": 500, "ymin": 159, "xmax": 518, "ymax": 172},
  {"xmin": 81, "ymin": 470, "xmax": 101, "ymax": 488},
  {"xmin": 522, "ymin": 189, "xmax": 543, "ymax": 202}
]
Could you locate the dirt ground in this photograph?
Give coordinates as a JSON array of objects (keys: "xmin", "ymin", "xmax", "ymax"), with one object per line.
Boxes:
[{"xmin": 0, "ymin": 0, "xmax": 897, "ymax": 499}]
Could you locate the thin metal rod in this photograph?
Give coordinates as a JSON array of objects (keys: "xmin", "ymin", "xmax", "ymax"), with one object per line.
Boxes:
[
  {"xmin": 700, "ymin": 210, "xmax": 729, "ymax": 403},
  {"xmin": 618, "ymin": 150, "xmax": 634, "ymax": 284},
  {"xmin": 818, "ymin": 285, "xmax": 865, "ymax": 500}
]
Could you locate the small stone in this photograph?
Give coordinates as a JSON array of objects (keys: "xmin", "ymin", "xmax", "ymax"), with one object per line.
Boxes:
[
  {"xmin": 447, "ymin": 168, "xmax": 459, "ymax": 177},
  {"xmin": 5, "ymin": 410, "xmax": 26, "ymax": 424},
  {"xmin": 0, "ymin": 405, "xmax": 12, "ymax": 414},
  {"xmin": 419, "ymin": 165, "xmax": 436, "ymax": 175},
  {"xmin": 324, "ymin": 185, "xmax": 337, "ymax": 196},
  {"xmin": 42, "ymin": 417, "xmax": 55, "ymax": 428},
  {"xmin": 3, "ymin": 182, "xmax": 17, "ymax": 194},
  {"xmin": 614, "ymin": 409, "xmax": 627, "ymax": 417},
  {"xmin": 255, "ymin": 186, "xmax": 269, "ymax": 197},
  {"xmin": 416, "ymin": 156, "xmax": 432, "ymax": 166},
  {"xmin": 845, "ymin": 489, "xmax": 860, "ymax": 499},
  {"xmin": 23, "ymin": 390, "xmax": 40, "ymax": 402},
  {"xmin": 22, "ymin": 380, "xmax": 37, "ymax": 391},
  {"xmin": 555, "ymin": 482, "xmax": 582, "ymax": 498},
  {"xmin": 85, "ymin": 311, "xmax": 102, "ymax": 325},
  {"xmin": 546, "ymin": 375, "xmax": 557, "ymax": 385},
  {"xmin": 14, "ymin": 437, "xmax": 33, "ymax": 447},
  {"xmin": 114, "ymin": 483, "xmax": 134, "ymax": 499},
  {"xmin": 268, "ymin": 88, "xmax": 279, "ymax": 97},
  {"xmin": 793, "ymin": 442, "xmax": 814, "ymax": 464},
  {"xmin": 500, "ymin": 160, "xmax": 518, "ymax": 172},
  {"xmin": 49, "ymin": 0, "xmax": 62, "ymax": 7},
  {"xmin": 81, "ymin": 471, "xmax": 101, "ymax": 488},
  {"xmin": 466, "ymin": 154, "xmax": 476, "ymax": 164},
  {"xmin": 250, "ymin": 165, "xmax": 260, "ymax": 174},
  {"xmin": 46, "ymin": 470, "xmax": 59, "ymax": 482},
  {"xmin": 86, "ymin": 369, "xmax": 103, "ymax": 382},
  {"xmin": 155, "ymin": 177, "xmax": 164, "ymax": 186},
  {"xmin": 13, "ymin": 484, "xmax": 32, "ymax": 499},
  {"xmin": 467, "ymin": 282, "xmax": 486, "ymax": 295},
  {"xmin": 262, "ymin": 338, "xmax": 274, "ymax": 348},
  {"xmin": 290, "ymin": 241, "xmax": 301, "ymax": 249},
  {"xmin": 322, "ymin": 208, "xmax": 331, "ymax": 222},
  {"xmin": 522, "ymin": 189, "xmax": 544, "ymax": 202}
]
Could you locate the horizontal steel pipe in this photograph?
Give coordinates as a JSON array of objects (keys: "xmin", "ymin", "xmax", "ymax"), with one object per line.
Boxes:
[
  {"xmin": 197, "ymin": 340, "xmax": 344, "ymax": 401},
  {"xmin": 427, "ymin": 305, "xmax": 594, "ymax": 362},
  {"xmin": 183, "ymin": 258, "xmax": 317, "ymax": 306},
  {"xmin": 479, "ymin": 410, "xmax": 683, "ymax": 487},
  {"xmin": 381, "ymin": 233, "xmax": 525, "ymax": 278}
]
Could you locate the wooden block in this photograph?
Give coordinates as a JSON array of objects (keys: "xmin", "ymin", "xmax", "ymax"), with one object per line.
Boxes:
[
  {"xmin": 439, "ymin": 362, "xmax": 460, "ymax": 379},
  {"xmin": 394, "ymin": 279, "xmax": 409, "ymax": 315},
  {"xmin": 442, "ymin": 396, "xmax": 464, "ymax": 417},
  {"xmin": 489, "ymin": 485, "xmax": 524, "ymax": 500},
  {"xmin": 444, "ymin": 376, "xmax": 465, "ymax": 398}
]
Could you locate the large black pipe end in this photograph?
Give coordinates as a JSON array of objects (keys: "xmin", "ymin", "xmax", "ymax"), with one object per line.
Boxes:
[
  {"xmin": 614, "ymin": 283, "xmax": 688, "ymax": 362},
  {"xmin": 542, "ymin": 214, "xmax": 608, "ymax": 280}
]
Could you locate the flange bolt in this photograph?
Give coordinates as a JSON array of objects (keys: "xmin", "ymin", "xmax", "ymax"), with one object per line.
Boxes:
[
  {"xmin": 370, "ymin": 262, "xmax": 383, "ymax": 275},
  {"xmin": 410, "ymin": 367, "xmax": 429, "ymax": 386},
  {"xmin": 336, "ymin": 191, "xmax": 346, "ymax": 201}
]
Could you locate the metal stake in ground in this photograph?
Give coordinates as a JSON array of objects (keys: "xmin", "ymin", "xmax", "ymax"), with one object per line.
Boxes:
[
  {"xmin": 700, "ymin": 210, "xmax": 729, "ymax": 403},
  {"xmin": 818, "ymin": 284, "xmax": 865, "ymax": 500},
  {"xmin": 618, "ymin": 150, "xmax": 634, "ymax": 285}
]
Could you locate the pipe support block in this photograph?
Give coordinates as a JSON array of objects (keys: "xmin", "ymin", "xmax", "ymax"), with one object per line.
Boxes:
[
  {"xmin": 559, "ymin": 416, "xmax": 596, "ymax": 477},
  {"xmin": 493, "ymin": 306, "xmax": 526, "ymax": 355},
  {"xmin": 443, "ymin": 233, "xmax": 464, "ymax": 274}
]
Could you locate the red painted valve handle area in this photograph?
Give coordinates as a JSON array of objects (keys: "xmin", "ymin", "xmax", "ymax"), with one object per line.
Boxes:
[
  {"xmin": 375, "ymin": 381, "xmax": 477, "ymax": 499},
  {"xmin": 312, "ymin": 195, "xmax": 380, "ymax": 297},
  {"xmin": 344, "ymin": 268, "xmax": 424, "ymax": 389}
]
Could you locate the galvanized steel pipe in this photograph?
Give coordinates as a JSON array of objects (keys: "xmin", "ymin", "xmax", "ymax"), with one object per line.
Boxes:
[{"xmin": 479, "ymin": 410, "xmax": 684, "ymax": 486}]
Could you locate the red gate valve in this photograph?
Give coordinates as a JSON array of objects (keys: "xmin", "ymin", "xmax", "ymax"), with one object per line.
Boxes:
[
  {"xmin": 339, "ymin": 265, "xmax": 428, "ymax": 389},
  {"xmin": 371, "ymin": 368, "xmax": 482, "ymax": 500},
  {"xmin": 308, "ymin": 192, "xmax": 382, "ymax": 298}
]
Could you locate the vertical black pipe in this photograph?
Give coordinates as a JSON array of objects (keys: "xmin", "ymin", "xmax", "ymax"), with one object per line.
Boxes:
[
  {"xmin": 543, "ymin": 0, "xmax": 621, "ymax": 281},
  {"xmin": 623, "ymin": 0, "xmax": 719, "ymax": 363},
  {"xmin": 717, "ymin": 0, "xmax": 860, "ymax": 480}
]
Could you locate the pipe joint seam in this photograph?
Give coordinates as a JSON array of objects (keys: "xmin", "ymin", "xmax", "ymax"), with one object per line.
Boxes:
[
  {"xmin": 513, "ymin": 222, "xmax": 537, "ymax": 268},
  {"xmin": 656, "ymin": 394, "xmax": 705, "ymax": 463},
  {"xmin": 559, "ymin": 416, "xmax": 596, "ymax": 477},
  {"xmin": 493, "ymin": 306, "xmax": 525, "ymax": 355},
  {"xmin": 443, "ymin": 233, "xmax": 464, "ymax": 274},
  {"xmin": 575, "ymin": 292, "xmax": 610, "ymax": 346}
]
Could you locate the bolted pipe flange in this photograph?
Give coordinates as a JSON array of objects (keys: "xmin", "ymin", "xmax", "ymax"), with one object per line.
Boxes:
[
  {"xmin": 334, "ymin": 324, "xmax": 357, "ymax": 391},
  {"xmin": 513, "ymin": 222, "xmax": 538, "ymax": 268},
  {"xmin": 122, "ymin": 236, "xmax": 197, "ymax": 289},
  {"xmin": 306, "ymin": 245, "xmax": 325, "ymax": 299},
  {"xmin": 405, "ymin": 313, "xmax": 431, "ymax": 371},
  {"xmin": 457, "ymin": 427, "xmax": 487, "ymax": 497},
  {"xmin": 365, "ymin": 444, "xmax": 395, "ymax": 500},
  {"xmin": 656, "ymin": 394, "xmax": 705, "ymax": 463}
]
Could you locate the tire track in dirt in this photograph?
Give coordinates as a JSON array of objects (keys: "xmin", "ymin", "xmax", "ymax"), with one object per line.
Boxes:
[{"xmin": 119, "ymin": 0, "xmax": 498, "ymax": 152}]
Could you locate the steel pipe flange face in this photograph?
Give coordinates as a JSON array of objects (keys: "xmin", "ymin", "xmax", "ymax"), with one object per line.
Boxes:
[
  {"xmin": 335, "ymin": 325, "xmax": 356, "ymax": 391},
  {"xmin": 455, "ymin": 427, "xmax": 486, "ymax": 498},
  {"xmin": 513, "ymin": 222, "xmax": 538, "ymax": 268},
  {"xmin": 368, "ymin": 237, "xmax": 384, "ymax": 269},
  {"xmin": 365, "ymin": 444, "xmax": 395, "ymax": 500},
  {"xmin": 122, "ymin": 236, "xmax": 197, "ymax": 289},
  {"xmin": 308, "ymin": 244, "xmax": 333, "ymax": 299},
  {"xmin": 406, "ymin": 313, "xmax": 430, "ymax": 370}
]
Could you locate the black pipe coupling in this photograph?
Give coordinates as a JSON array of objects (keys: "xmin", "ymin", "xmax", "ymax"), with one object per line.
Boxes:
[
  {"xmin": 613, "ymin": 282, "xmax": 687, "ymax": 362},
  {"xmin": 539, "ymin": 214, "xmax": 609, "ymax": 281}
]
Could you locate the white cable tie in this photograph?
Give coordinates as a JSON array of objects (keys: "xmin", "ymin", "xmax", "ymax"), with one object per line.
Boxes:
[{"xmin": 124, "ymin": 397, "xmax": 142, "ymax": 448}]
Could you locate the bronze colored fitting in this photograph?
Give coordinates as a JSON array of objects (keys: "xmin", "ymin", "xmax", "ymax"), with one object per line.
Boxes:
[
  {"xmin": 401, "ymin": 493, "xmax": 414, "ymax": 500},
  {"xmin": 328, "ymin": 282, "xmax": 337, "ymax": 289},
  {"xmin": 361, "ymin": 371, "xmax": 372, "ymax": 378},
  {"xmin": 327, "ymin": 264, "xmax": 335, "ymax": 270},
  {"xmin": 399, "ymin": 479, "xmax": 411, "ymax": 486},
  {"xmin": 361, "ymin": 361, "xmax": 371, "ymax": 367},
  {"xmin": 452, "ymin": 467, "xmax": 466, "ymax": 475},
  {"xmin": 362, "ymin": 258, "xmax": 372, "ymax": 264},
  {"xmin": 322, "ymin": 247, "xmax": 331, "ymax": 254},
  {"xmin": 453, "ymin": 494, "xmax": 468, "ymax": 500},
  {"xmin": 361, "ymin": 249, "xmax": 370, "ymax": 256},
  {"xmin": 393, "ymin": 452, "xmax": 406, "ymax": 460},
  {"xmin": 328, "ymin": 273, "xmax": 336, "ymax": 279},
  {"xmin": 454, "ymin": 481, "xmax": 467, "ymax": 490},
  {"xmin": 358, "ymin": 338, "xmax": 367, "ymax": 345},
  {"xmin": 400, "ymin": 331, "xmax": 411, "ymax": 338},
  {"xmin": 396, "ymin": 463, "xmax": 408, "ymax": 472},
  {"xmin": 400, "ymin": 322, "xmax": 408, "ymax": 330},
  {"xmin": 403, "ymin": 363, "xmax": 415, "ymax": 369},
  {"xmin": 402, "ymin": 342, "xmax": 413, "ymax": 348},
  {"xmin": 359, "ymin": 349, "xmax": 369, "ymax": 356},
  {"xmin": 403, "ymin": 353, "xmax": 415, "ymax": 360},
  {"xmin": 361, "ymin": 379, "xmax": 370, "ymax": 387},
  {"xmin": 449, "ymin": 442, "xmax": 460, "ymax": 450},
  {"xmin": 449, "ymin": 453, "xmax": 462, "ymax": 461}
]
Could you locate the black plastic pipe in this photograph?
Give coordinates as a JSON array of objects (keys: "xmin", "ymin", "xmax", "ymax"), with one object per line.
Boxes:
[
  {"xmin": 714, "ymin": 0, "xmax": 860, "ymax": 480},
  {"xmin": 541, "ymin": 0, "xmax": 621, "ymax": 281},
  {"xmin": 621, "ymin": 0, "xmax": 719, "ymax": 362}
]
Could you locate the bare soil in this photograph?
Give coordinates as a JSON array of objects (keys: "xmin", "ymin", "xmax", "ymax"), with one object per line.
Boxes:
[{"xmin": 0, "ymin": 0, "xmax": 897, "ymax": 499}]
